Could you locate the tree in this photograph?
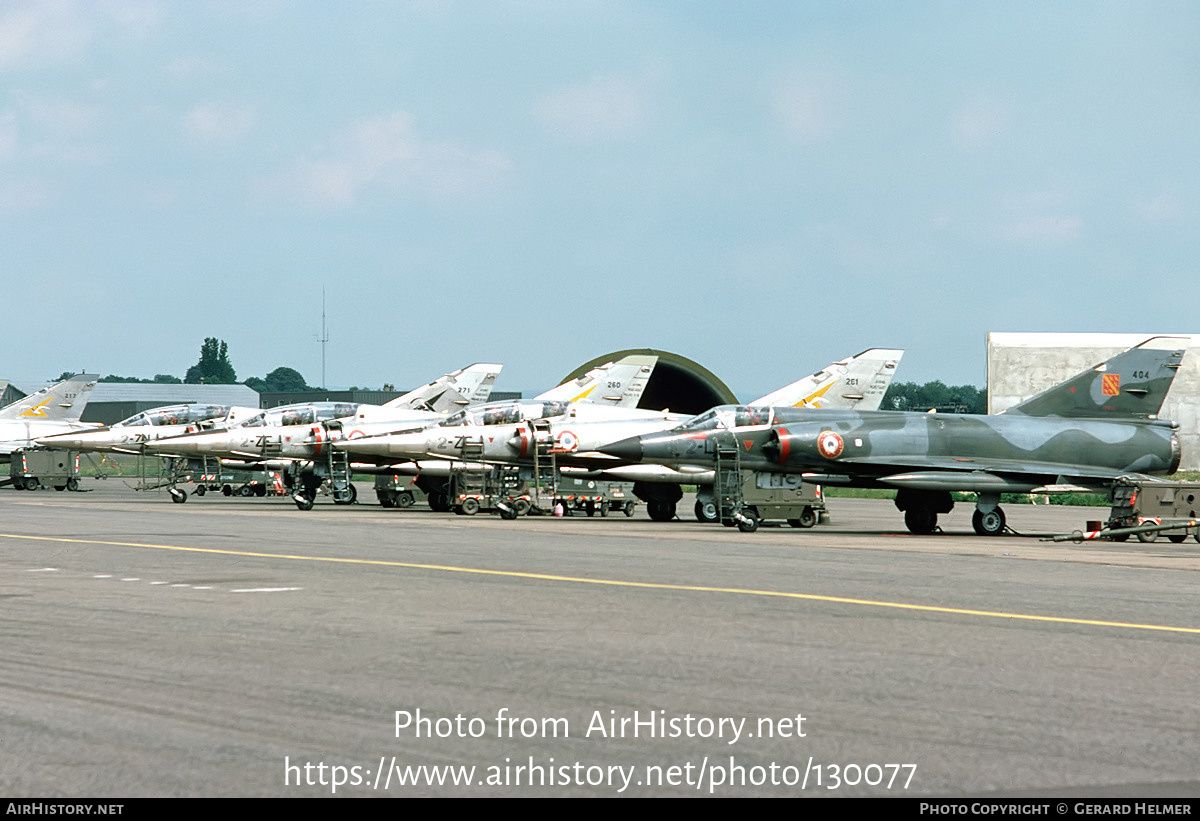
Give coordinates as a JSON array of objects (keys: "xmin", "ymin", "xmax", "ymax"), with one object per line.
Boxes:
[
  {"xmin": 882, "ymin": 381, "xmax": 986, "ymax": 414},
  {"xmin": 244, "ymin": 367, "xmax": 310, "ymax": 393},
  {"xmin": 184, "ymin": 338, "xmax": 237, "ymax": 384}
]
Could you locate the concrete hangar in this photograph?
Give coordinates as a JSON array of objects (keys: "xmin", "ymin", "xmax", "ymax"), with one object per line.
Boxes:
[{"xmin": 988, "ymin": 333, "xmax": 1200, "ymax": 471}]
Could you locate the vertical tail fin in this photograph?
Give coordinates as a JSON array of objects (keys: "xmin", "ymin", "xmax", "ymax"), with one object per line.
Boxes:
[
  {"xmin": 536, "ymin": 355, "xmax": 658, "ymax": 407},
  {"xmin": 0, "ymin": 373, "xmax": 98, "ymax": 421},
  {"xmin": 384, "ymin": 363, "xmax": 504, "ymax": 413},
  {"xmin": 749, "ymin": 349, "xmax": 904, "ymax": 410},
  {"xmin": 1004, "ymin": 337, "xmax": 1186, "ymax": 419}
]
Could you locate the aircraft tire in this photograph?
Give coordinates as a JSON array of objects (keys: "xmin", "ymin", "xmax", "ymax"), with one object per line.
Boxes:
[
  {"xmin": 695, "ymin": 499, "xmax": 718, "ymax": 522},
  {"xmin": 972, "ymin": 507, "xmax": 1006, "ymax": 536},
  {"xmin": 647, "ymin": 500, "xmax": 675, "ymax": 522},
  {"xmin": 737, "ymin": 510, "xmax": 760, "ymax": 533},
  {"xmin": 222, "ymin": 484, "xmax": 233, "ymax": 496},
  {"xmin": 499, "ymin": 506, "xmax": 518, "ymax": 520},
  {"xmin": 169, "ymin": 488, "xmax": 187, "ymax": 504},
  {"xmin": 255, "ymin": 484, "xmax": 268, "ymax": 497},
  {"xmin": 294, "ymin": 494, "xmax": 315, "ymax": 511},
  {"xmin": 585, "ymin": 501, "xmax": 596, "ymax": 517},
  {"xmin": 904, "ymin": 508, "xmax": 937, "ymax": 535}
]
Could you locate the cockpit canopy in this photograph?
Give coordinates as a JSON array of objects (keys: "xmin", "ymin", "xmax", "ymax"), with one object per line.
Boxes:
[
  {"xmin": 237, "ymin": 402, "xmax": 360, "ymax": 428},
  {"xmin": 116, "ymin": 405, "xmax": 231, "ymax": 428},
  {"xmin": 438, "ymin": 400, "xmax": 571, "ymax": 428},
  {"xmin": 671, "ymin": 405, "xmax": 775, "ymax": 433}
]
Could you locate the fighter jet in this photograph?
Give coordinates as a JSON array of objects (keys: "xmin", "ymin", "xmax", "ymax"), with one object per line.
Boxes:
[
  {"xmin": 340, "ymin": 349, "xmax": 903, "ymax": 521},
  {"xmin": 0, "ymin": 373, "xmax": 99, "ymax": 459},
  {"xmin": 37, "ymin": 404, "xmax": 258, "ymax": 454},
  {"xmin": 146, "ymin": 362, "xmax": 503, "ymax": 507},
  {"xmin": 598, "ymin": 338, "xmax": 1186, "ymax": 535}
]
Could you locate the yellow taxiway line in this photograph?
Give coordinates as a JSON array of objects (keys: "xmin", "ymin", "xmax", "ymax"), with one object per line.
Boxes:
[{"xmin": 4, "ymin": 532, "xmax": 1199, "ymax": 635}]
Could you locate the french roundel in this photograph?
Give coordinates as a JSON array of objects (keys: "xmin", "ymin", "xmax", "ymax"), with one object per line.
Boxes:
[
  {"xmin": 556, "ymin": 430, "xmax": 579, "ymax": 452},
  {"xmin": 817, "ymin": 430, "xmax": 844, "ymax": 459}
]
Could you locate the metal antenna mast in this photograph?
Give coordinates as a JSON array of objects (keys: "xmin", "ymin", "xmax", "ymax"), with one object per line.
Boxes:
[{"xmin": 318, "ymin": 288, "xmax": 330, "ymax": 389}]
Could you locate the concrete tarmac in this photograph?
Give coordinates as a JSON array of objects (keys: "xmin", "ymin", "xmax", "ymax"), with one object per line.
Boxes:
[{"xmin": 2, "ymin": 484, "xmax": 1199, "ymax": 797}]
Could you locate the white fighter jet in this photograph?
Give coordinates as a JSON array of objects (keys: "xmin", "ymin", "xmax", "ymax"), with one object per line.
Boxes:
[
  {"xmin": 37, "ymin": 404, "xmax": 259, "ymax": 454},
  {"xmin": 1, "ymin": 373, "xmax": 99, "ymax": 460},
  {"xmin": 146, "ymin": 362, "xmax": 504, "ymax": 507},
  {"xmin": 336, "ymin": 349, "xmax": 904, "ymax": 520}
]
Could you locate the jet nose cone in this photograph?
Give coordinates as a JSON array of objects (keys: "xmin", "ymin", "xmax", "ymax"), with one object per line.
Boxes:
[{"xmin": 597, "ymin": 436, "xmax": 643, "ymax": 462}]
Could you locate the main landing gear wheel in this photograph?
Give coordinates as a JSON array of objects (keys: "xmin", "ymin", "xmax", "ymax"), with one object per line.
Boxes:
[
  {"xmin": 169, "ymin": 487, "xmax": 187, "ymax": 503},
  {"xmin": 904, "ymin": 508, "xmax": 937, "ymax": 535},
  {"xmin": 293, "ymin": 493, "xmax": 315, "ymax": 511},
  {"xmin": 695, "ymin": 499, "xmax": 718, "ymax": 523},
  {"xmin": 972, "ymin": 507, "xmax": 1006, "ymax": 536},
  {"xmin": 647, "ymin": 500, "xmax": 676, "ymax": 522}
]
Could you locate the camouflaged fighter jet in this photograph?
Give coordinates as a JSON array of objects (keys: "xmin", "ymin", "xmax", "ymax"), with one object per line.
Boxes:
[
  {"xmin": 598, "ymin": 338, "xmax": 1187, "ymax": 535},
  {"xmin": 37, "ymin": 403, "xmax": 259, "ymax": 455},
  {"xmin": 147, "ymin": 362, "xmax": 502, "ymax": 508},
  {"xmin": 338, "ymin": 349, "xmax": 903, "ymax": 521},
  {"xmin": 0, "ymin": 373, "xmax": 99, "ymax": 459}
]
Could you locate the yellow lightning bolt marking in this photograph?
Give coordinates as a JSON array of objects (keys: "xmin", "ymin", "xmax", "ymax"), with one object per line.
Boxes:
[
  {"xmin": 18, "ymin": 397, "xmax": 56, "ymax": 418},
  {"xmin": 569, "ymin": 385, "xmax": 597, "ymax": 403},
  {"xmin": 793, "ymin": 381, "xmax": 835, "ymax": 408}
]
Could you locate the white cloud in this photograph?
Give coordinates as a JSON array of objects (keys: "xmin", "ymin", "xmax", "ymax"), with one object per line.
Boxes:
[
  {"xmin": 772, "ymin": 77, "xmax": 836, "ymax": 142},
  {"xmin": 1134, "ymin": 192, "xmax": 1183, "ymax": 223},
  {"xmin": 0, "ymin": 176, "xmax": 52, "ymax": 212},
  {"xmin": 28, "ymin": 96, "xmax": 101, "ymax": 135},
  {"xmin": 181, "ymin": 101, "xmax": 255, "ymax": 145},
  {"xmin": 996, "ymin": 215, "xmax": 1084, "ymax": 245},
  {"xmin": 993, "ymin": 189, "xmax": 1084, "ymax": 246},
  {"xmin": 534, "ymin": 75, "xmax": 650, "ymax": 142},
  {"xmin": 0, "ymin": 0, "xmax": 90, "ymax": 70},
  {"xmin": 950, "ymin": 99, "xmax": 1009, "ymax": 150},
  {"xmin": 267, "ymin": 112, "xmax": 511, "ymax": 208}
]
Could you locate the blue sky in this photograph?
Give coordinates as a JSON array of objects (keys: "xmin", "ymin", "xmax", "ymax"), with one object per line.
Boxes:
[{"xmin": 3, "ymin": 1, "xmax": 1197, "ymax": 398}]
